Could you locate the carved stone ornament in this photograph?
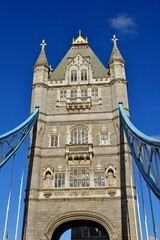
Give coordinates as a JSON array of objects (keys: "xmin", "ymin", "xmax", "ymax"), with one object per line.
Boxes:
[
  {"xmin": 43, "ymin": 167, "xmax": 54, "ymax": 180},
  {"xmin": 105, "ymin": 164, "xmax": 116, "ymax": 178},
  {"xmin": 102, "ymin": 124, "xmax": 107, "ymax": 132},
  {"xmin": 97, "ymin": 162, "xmax": 101, "ymax": 170},
  {"xmin": 52, "ymin": 126, "xmax": 57, "ymax": 134},
  {"xmin": 43, "ymin": 167, "xmax": 54, "ymax": 198},
  {"xmin": 105, "ymin": 164, "xmax": 117, "ymax": 196}
]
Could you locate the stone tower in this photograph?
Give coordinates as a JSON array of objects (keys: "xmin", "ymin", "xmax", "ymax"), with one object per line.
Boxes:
[{"xmin": 22, "ymin": 32, "xmax": 139, "ymax": 240}]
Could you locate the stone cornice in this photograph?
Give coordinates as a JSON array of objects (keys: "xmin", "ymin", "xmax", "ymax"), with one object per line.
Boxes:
[
  {"xmin": 47, "ymin": 81, "xmax": 111, "ymax": 89},
  {"xmin": 31, "ymin": 82, "xmax": 49, "ymax": 89},
  {"xmin": 109, "ymin": 78, "xmax": 128, "ymax": 86}
]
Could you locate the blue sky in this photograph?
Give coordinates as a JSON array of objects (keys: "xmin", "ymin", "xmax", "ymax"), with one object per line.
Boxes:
[{"xmin": 0, "ymin": 0, "xmax": 160, "ymax": 239}]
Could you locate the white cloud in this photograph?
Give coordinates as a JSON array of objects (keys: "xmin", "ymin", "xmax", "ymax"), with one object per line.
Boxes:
[{"xmin": 109, "ymin": 14, "xmax": 137, "ymax": 35}]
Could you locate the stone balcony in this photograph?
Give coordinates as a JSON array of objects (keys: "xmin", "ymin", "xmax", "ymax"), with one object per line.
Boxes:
[
  {"xmin": 66, "ymin": 97, "xmax": 92, "ymax": 110},
  {"xmin": 65, "ymin": 143, "xmax": 94, "ymax": 165}
]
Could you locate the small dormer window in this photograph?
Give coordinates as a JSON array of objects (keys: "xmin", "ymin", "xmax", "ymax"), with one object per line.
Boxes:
[
  {"xmin": 71, "ymin": 71, "xmax": 77, "ymax": 82},
  {"xmin": 81, "ymin": 70, "xmax": 87, "ymax": 81}
]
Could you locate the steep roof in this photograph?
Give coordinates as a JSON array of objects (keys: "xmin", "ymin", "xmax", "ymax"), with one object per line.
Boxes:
[{"xmin": 50, "ymin": 44, "xmax": 109, "ymax": 81}]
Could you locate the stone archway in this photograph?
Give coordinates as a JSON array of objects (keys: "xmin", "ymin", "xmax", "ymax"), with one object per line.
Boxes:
[{"xmin": 44, "ymin": 211, "xmax": 118, "ymax": 240}]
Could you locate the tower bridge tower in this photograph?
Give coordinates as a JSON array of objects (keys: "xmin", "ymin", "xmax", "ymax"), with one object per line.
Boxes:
[{"xmin": 22, "ymin": 32, "xmax": 139, "ymax": 240}]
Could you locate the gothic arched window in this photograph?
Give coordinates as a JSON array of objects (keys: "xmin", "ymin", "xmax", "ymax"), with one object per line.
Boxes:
[
  {"xmin": 81, "ymin": 71, "xmax": 84, "ymax": 81},
  {"xmin": 81, "ymin": 70, "xmax": 87, "ymax": 81},
  {"xmin": 85, "ymin": 71, "xmax": 87, "ymax": 80},
  {"xmin": 71, "ymin": 72, "xmax": 73, "ymax": 81},
  {"xmin": 75, "ymin": 72, "xmax": 77, "ymax": 81},
  {"xmin": 71, "ymin": 71, "xmax": 77, "ymax": 81},
  {"xmin": 71, "ymin": 127, "xmax": 88, "ymax": 145}
]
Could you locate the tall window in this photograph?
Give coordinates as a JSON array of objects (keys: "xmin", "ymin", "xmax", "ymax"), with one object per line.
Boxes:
[
  {"xmin": 101, "ymin": 134, "xmax": 109, "ymax": 145},
  {"xmin": 71, "ymin": 71, "xmax": 77, "ymax": 81},
  {"xmin": 55, "ymin": 173, "xmax": 65, "ymax": 188},
  {"xmin": 94, "ymin": 172, "xmax": 105, "ymax": 187},
  {"xmin": 51, "ymin": 136, "xmax": 58, "ymax": 147},
  {"xmin": 81, "ymin": 70, "xmax": 87, "ymax": 81},
  {"xmin": 60, "ymin": 90, "xmax": 66, "ymax": 101},
  {"xmin": 85, "ymin": 71, "xmax": 87, "ymax": 80},
  {"xmin": 71, "ymin": 127, "xmax": 88, "ymax": 144},
  {"xmin": 91, "ymin": 89, "xmax": 98, "ymax": 99},
  {"xmin": 81, "ymin": 89, "xmax": 87, "ymax": 97},
  {"xmin": 70, "ymin": 167, "xmax": 90, "ymax": 187},
  {"xmin": 70, "ymin": 90, "xmax": 77, "ymax": 98}
]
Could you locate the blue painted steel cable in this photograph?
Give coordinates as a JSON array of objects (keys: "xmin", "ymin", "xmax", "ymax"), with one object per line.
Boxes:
[
  {"xmin": 0, "ymin": 108, "xmax": 39, "ymax": 168},
  {"xmin": 119, "ymin": 103, "xmax": 160, "ymax": 199}
]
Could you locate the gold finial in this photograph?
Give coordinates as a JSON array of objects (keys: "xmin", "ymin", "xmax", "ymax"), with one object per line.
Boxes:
[
  {"xmin": 40, "ymin": 39, "xmax": 47, "ymax": 50},
  {"xmin": 72, "ymin": 30, "xmax": 88, "ymax": 45},
  {"xmin": 111, "ymin": 35, "xmax": 118, "ymax": 45}
]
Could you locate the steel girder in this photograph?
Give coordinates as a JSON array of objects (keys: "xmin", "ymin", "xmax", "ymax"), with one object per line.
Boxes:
[
  {"xmin": 119, "ymin": 103, "xmax": 160, "ymax": 199},
  {"xmin": 0, "ymin": 108, "xmax": 39, "ymax": 168}
]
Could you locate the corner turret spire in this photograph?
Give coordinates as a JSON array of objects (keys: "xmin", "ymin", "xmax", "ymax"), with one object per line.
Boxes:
[
  {"xmin": 34, "ymin": 40, "xmax": 49, "ymax": 68},
  {"xmin": 109, "ymin": 35, "xmax": 125, "ymax": 64}
]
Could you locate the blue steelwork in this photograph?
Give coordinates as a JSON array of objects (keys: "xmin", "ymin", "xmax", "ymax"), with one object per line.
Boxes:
[
  {"xmin": 119, "ymin": 103, "xmax": 160, "ymax": 199},
  {"xmin": 0, "ymin": 108, "xmax": 39, "ymax": 168}
]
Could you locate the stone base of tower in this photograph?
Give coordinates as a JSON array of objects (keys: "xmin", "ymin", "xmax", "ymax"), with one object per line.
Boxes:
[{"xmin": 22, "ymin": 190, "xmax": 138, "ymax": 240}]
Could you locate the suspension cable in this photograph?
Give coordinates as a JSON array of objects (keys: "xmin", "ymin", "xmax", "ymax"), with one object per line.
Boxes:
[
  {"xmin": 132, "ymin": 157, "xmax": 143, "ymax": 240},
  {"xmin": 148, "ymin": 186, "xmax": 157, "ymax": 240},
  {"xmin": 3, "ymin": 154, "xmax": 16, "ymax": 240},
  {"xmin": 15, "ymin": 139, "xmax": 27, "ymax": 240},
  {"xmin": 139, "ymin": 171, "xmax": 149, "ymax": 240},
  {"xmin": 127, "ymin": 144, "xmax": 139, "ymax": 240}
]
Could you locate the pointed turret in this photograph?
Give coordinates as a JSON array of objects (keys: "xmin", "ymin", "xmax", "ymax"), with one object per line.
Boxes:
[
  {"xmin": 31, "ymin": 40, "xmax": 49, "ymax": 114},
  {"xmin": 109, "ymin": 35, "xmax": 125, "ymax": 64},
  {"xmin": 108, "ymin": 35, "xmax": 126, "ymax": 80},
  {"xmin": 109, "ymin": 35, "xmax": 129, "ymax": 116},
  {"xmin": 34, "ymin": 40, "xmax": 49, "ymax": 68}
]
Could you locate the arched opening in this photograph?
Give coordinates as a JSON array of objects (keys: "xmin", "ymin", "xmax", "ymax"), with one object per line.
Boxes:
[{"xmin": 52, "ymin": 220, "xmax": 109, "ymax": 240}]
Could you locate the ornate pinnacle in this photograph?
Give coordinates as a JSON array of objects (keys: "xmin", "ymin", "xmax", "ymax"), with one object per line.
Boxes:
[
  {"xmin": 72, "ymin": 30, "xmax": 88, "ymax": 45},
  {"xmin": 40, "ymin": 40, "xmax": 47, "ymax": 50},
  {"xmin": 49, "ymin": 65, "xmax": 53, "ymax": 72}
]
